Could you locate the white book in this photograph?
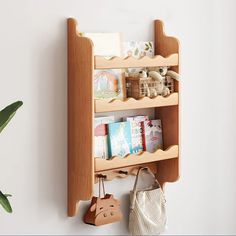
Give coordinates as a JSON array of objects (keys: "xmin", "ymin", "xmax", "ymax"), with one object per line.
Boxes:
[
  {"xmin": 94, "ymin": 116, "xmax": 115, "ymax": 159},
  {"xmin": 82, "ymin": 33, "xmax": 125, "ymax": 100},
  {"xmin": 83, "ymin": 33, "xmax": 121, "ymax": 57}
]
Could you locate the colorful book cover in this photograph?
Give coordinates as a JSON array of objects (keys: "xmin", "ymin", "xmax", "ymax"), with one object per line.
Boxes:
[
  {"xmin": 108, "ymin": 122, "xmax": 133, "ymax": 158},
  {"xmin": 82, "ymin": 32, "xmax": 125, "ymax": 100},
  {"xmin": 94, "ymin": 116, "xmax": 115, "ymax": 159},
  {"xmin": 122, "ymin": 41, "xmax": 154, "ymax": 76},
  {"xmin": 94, "ymin": 69, "xmax": 124, "ymax": 99},
  {"xmin": 142, "ymin": 120, "xmax": 163, "ymax": 153},
  {"xmin": 123, "ymin": 41, "xmax": 154, "ymax": 58},
  {"xmin": 124, "ymin": 116, "xmax": 149, "ymax": 154}
]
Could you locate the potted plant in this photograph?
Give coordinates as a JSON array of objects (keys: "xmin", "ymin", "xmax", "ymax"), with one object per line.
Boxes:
[{"xmin": 0, "ymin": 101, "xmax": 23, "ymax": 213}]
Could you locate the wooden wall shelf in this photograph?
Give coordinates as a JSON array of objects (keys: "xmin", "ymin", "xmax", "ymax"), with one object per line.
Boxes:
[
  {"xmin": 95, "ymin": 93, "xmax": 178, "ymax": 113},
  {"xmin": 94, "ymin": 54, "xmax": 178, "ymax": 69},
  {"xmin": 95, "ymin": 145, "xmax": 178, "ymax": 172},
  {"xmin": 68, "ymin": 18, "xmax": 180, "ymax": 217}
]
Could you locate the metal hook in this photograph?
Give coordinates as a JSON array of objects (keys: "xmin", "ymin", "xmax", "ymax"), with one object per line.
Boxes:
[
  {"xmin": 119, "ymin": 170, "xmax": 128, "ymax": 175},
  {"xmin": 97, "ymin": 174, "xmax": 107, "ymax": 179}
]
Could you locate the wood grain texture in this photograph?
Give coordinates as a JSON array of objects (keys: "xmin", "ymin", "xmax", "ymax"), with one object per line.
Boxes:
[
  {"xmin": 95, "ymin": 93, "xmax": 178, "ymax": 113},
  {"xmin": 154, "ymin": 20, "xmax": 180, "ymax": 187},
  {"xmin": 154, "ymin": 20, "xmax": 179, "ymax": 59},
  {"xmin": 95, "ymin": 145, "xmax": 178, "ymax": 172},
  {"xmin": 68, "ymin": 18, "xmax": 94, "ymax": 216},
  {"xmin": 94, "ymin": 54, "xmax": 178, "ymax": 69}
]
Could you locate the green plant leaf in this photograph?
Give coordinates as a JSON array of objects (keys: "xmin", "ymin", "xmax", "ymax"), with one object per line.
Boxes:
[
  {"xmin": 0, "ymin": 101, "xmax": 23, "ymax": 133},
  {"xmin": 0, "ymin": 191, "xmax": 12, "ymax": 213}
]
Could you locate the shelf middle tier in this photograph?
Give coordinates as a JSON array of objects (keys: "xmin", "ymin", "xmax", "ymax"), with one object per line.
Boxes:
[
  {"xmin": 94, "ymin": 92, "xmax": 178, "ymax": 112},
  {"xmin": 95, "ymin": 145, "xmax": 179, "ymax": 172},
  {"xmin": 94, "ymin": 53, "xmax": 178, "ymax": 69}
]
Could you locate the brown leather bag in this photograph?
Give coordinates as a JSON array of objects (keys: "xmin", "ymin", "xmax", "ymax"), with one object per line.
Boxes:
[{"xmin": 84, "ymin": 177, "xmax": 123, "ymax": 226}]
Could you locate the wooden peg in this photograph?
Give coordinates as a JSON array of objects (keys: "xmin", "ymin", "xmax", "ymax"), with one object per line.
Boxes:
[
  {"xmin": 118, "ymin": 170, "xmax": 128, "ymax": 175},
  {"xmin": 97, "ymin": 174, "xmax": 107, "ymax": 179}
]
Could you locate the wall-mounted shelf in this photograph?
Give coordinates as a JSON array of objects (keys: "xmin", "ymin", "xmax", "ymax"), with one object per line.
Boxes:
[{"xmin": 68, "ymin": 18, "xmax": 180, "ymax": 217}]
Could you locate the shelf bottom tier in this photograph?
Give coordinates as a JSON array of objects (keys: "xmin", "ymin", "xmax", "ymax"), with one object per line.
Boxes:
[{"xmin": 95, "ymin": 145, "xmax": 178, "ymax": 172}]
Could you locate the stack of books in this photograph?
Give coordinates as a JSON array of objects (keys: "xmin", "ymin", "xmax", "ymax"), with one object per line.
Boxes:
[{"xmin": 94, "ymin": 115, "xmax": 163, "ymax": 159}]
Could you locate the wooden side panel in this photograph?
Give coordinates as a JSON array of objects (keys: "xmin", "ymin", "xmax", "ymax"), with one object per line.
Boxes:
[
  {"xmin": 68, "ymin": 18, "xmax": 94, "ymax": 216},
  {"xmin": 156, "ymin": 105, "xmax": 178, "ymax": 148},
  {"xmin": 154, "ymin": 20, "xmax": 180, "ymax": 187},
  {"xmin": 155, "ymin": 20, "xmax": 179, "ymax": 60}
]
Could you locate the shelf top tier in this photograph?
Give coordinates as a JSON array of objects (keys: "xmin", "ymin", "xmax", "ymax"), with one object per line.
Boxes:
[{"xmin": 94, "ymin": 53, "xmax": 178, "ymax": 69}]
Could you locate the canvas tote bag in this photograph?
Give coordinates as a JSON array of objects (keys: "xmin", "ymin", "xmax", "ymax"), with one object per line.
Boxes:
[{"xmin": 129, "ymin": 167, "xmax": 166, "ymax": 235}]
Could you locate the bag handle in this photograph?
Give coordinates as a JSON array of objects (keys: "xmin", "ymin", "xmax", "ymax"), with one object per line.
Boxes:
[
  {"xmin": 132, "ymin": 167, "xmax": 161, "ymax": 192},
  {"xmin": 98, "ymin": 177, "xmax": 106, "ymax": 198},
  {"xmin": 131, "ymin": 167, "xmax": 164, "ymax": 210}
]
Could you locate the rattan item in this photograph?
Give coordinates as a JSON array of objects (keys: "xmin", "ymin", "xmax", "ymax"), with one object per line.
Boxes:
[
  {"xmin": 126, "ymin": 76, "xmax": 174, "ymax": 99},
  {"xmin": 126, "ymin": 77, "xmax": 155, "ymax": 99}
]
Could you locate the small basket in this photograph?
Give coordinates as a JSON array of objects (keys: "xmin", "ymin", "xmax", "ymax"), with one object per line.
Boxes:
[
  {"xmin": 126, "ymin": 76, "xmax": 174, "ymax": 99},
  {"xmin": 164, "ymin": 75, "xmax": 174, "ymax": 94}
]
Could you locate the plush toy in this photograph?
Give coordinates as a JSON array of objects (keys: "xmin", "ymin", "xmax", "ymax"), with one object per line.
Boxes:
[
  {"xmin": 126, "ymin": 66, "xmax": 179, "ymax": 98},
  {"xmin": 149, "ymin": 66, "xmax": 179, "ymax": 80},
  {"xmin": 148, "ymin": 66, "xmax": 179, "ymax": 97}
]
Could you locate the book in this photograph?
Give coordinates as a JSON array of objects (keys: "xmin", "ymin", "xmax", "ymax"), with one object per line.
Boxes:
[
  {"xmin": 94, "ymin": 136, "xmax": 108, "ymax": 159},
  {"xmin": 94, "ymin": 116, "xmax": 115, "ymax": 159},
  {"xmin": 123, "ymin": 41, "xmax": 154, "ymax": 58},
  {"xmin": 82, "ymin": 33, "xmax": 122, "ymax": 57},
  {"xmin": 94, "ymin": 69, "xmax": 124, "ymax": 99},
  {"xmin": 141, "ymin": 119, "xmax": 163, "ymax": 153},
  {"xmin": 124, "ymin": 116, "xmax": 149, "ymax": 154},
  {"xmin": 107, "ymin": 122, "xmax": 133, "ymax": 158},
  {"xmin": 124, "ymin": 115, "xmax": 149, "ymax": 122},
  {"xmin": 122, "ymin": 41, "xmax": 154, "ymax": 76},
  {"xmin": 82, "ymin": 32, "xmax": 125, "ymax": 100},
  {"xmin": 94, "ymin": 116, "xmax": 115, "ymax": 130}
]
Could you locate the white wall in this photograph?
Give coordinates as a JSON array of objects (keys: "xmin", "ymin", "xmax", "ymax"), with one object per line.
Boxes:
[{"xmin": 0, "ymin": 0, "xmax": 236, "ymax": 234}]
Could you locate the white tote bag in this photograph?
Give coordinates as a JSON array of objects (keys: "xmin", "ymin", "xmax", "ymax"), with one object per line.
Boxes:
[{"xmin": 129, "ymin": 167, "xmax": 166, "ymax": 235}]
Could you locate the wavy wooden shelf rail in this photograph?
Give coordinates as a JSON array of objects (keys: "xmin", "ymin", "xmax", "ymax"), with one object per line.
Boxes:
[
  {"xmin": 95, "ymin": 92, "xmax": 178, "ymax": 112},
  {"xmin": 95, "ymin": 145, "xmax": 179, "ymax": 172},
  {"xmin": 94, "ymin": 53, "xmax": 179, "ymax": 69}
]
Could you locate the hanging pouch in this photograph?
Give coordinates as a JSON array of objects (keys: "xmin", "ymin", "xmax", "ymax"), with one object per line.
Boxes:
[{"xmin": 84, "ymin": 177, "xmax": 123, "ymax": 226}]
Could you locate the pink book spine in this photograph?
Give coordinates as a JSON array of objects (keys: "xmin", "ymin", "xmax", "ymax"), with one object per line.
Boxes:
[{"xmin": 141, "ymin": 121, "xmax": 146, "ymax": 151}]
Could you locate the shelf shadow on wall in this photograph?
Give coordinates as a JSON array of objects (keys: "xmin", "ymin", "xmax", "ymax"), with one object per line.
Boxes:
[{"xmin": 35, "ymin": 18, "xmax": 67, "ymax": 218}]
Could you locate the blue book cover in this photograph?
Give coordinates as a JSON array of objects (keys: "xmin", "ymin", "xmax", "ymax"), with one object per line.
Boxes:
[{"xmin": 108, "ymin": 122, "xmax": 133, "ymax": 158}]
